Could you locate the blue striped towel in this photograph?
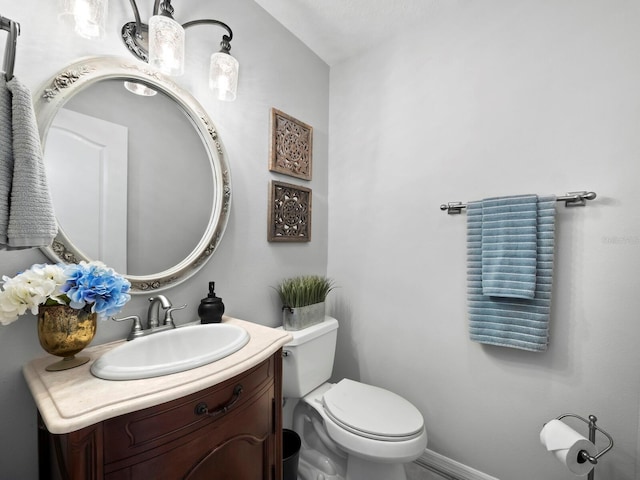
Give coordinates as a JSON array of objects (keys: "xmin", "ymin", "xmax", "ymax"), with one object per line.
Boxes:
[
  {"xmin": 481, "ymin": 195, "xmax": 538, "ymax": 299},
  {"xmin": 467, "ymin": 196, "xmax": 556, "ymax": 352}
]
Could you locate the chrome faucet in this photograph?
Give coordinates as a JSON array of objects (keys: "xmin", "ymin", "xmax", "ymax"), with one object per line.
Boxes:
[
  {"xmin": 147, "ymin": 295, "xmax": 172, "ymax": 329},
  {"xmin": 112, "ymin": 295, "xmax": 187, "ymax": 341}
]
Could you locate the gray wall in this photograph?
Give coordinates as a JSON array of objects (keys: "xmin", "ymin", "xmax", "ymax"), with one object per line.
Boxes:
[
  {"xmin": 0, "ymin": 1, "xmax": 329, "ymax": 478},
  {"xmin": 327, "ymin": 1, "xmax": 640, "ymax": 479}
]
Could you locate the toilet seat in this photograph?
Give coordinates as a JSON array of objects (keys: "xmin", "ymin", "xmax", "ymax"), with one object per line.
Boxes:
[
  {"xmin": 301, "ymin": 381, "xmax": 428, "ymax": 463},
  {"xmin": 321, "ymin": 379, "xmax": 424, "ymax": 442}
]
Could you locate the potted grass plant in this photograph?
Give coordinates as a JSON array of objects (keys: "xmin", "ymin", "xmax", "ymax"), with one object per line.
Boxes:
[{"xmin": 275, "ymin": 275, "xmax": 335, "ymax": 331}]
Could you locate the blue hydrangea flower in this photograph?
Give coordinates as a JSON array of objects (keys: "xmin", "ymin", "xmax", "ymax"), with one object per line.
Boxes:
[{"xmin": 61, "ymin": 261, "xmax": 131, "ymax": 318}]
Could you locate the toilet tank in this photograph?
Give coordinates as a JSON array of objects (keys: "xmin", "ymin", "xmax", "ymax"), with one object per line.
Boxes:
[{"xmin": 280, "ymin": 317, "xmax": 339, "ymax": 398}]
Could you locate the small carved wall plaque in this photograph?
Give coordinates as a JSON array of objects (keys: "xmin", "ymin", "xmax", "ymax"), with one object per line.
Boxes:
[
  {"xmin": 268, "ymin": 181, "xmax": 312, "ymax": 242},
  {"xmin": 269, "ymin": 108, "xmax": 313, "ymax": 180}
]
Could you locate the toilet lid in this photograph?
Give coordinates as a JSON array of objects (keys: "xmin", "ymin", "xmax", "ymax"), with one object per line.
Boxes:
[{"xmin": 321, "ymin": 379, "xmax": 424, "ymax": 441}]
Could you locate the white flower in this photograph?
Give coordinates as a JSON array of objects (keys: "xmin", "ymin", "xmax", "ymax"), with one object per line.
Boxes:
[
  {"xmin": 0, "ymin": 279, "xmax": 34, "ymax": 324},
  {"xmin": 0, "ymin": 264, "xmax": 66, "ymax": 325}
]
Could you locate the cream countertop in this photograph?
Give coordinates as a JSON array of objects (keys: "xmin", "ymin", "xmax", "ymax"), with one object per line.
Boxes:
[{"xmin": 23, "ymin": 317, "xmax": 292, "ymax": 434}]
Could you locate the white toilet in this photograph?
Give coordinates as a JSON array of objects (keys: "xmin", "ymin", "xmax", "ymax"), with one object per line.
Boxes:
[{"xmin": 280, "ymin": 317, "xmax": 427, "ymax": 480}]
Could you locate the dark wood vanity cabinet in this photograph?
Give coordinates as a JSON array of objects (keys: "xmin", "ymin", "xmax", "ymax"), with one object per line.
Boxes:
[{"xmin": 38, "ymin": 352, "xmax": 283, "ymax": 480}]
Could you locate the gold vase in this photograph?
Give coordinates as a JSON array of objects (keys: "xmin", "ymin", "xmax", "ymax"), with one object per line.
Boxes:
[{"xmin": 37, "ymin": 305, "xmax": 97, "ymax": 371}]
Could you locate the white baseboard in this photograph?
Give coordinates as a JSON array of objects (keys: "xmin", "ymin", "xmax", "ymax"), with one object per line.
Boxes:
[{"xmin": 414, "ymin": 449, "xmax": 499, "ymax": 480}]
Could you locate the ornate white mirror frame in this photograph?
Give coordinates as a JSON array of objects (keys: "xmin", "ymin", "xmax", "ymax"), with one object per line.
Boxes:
[{"xmin": 35, "ymin": 56, "xmax": 231, "ymax": 293}]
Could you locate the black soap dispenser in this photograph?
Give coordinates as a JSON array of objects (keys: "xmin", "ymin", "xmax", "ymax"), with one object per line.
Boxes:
[{"xmin": 198, "ymin": 281, "xmax": 225, "ymax": 324}]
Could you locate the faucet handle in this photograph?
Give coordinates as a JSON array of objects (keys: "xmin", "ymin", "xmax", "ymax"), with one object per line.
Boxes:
[
  {"xmin": 164, "ymin": 304, "xmax": 187, "ymax": 327},
  {"xmin": 112, "ymin": 315, "xmax": 143, "ymax": 341}
]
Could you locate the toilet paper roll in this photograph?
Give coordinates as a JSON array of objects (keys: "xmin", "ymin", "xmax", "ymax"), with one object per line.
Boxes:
[{"xmin": 540, "ymin": 419, "xmax": 597, "ymax": 476}]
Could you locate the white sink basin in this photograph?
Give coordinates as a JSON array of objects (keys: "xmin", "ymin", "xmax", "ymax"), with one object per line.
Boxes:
[{"xmin": 90, "ymin": 324, "xmax": 250, "ymax": 380}]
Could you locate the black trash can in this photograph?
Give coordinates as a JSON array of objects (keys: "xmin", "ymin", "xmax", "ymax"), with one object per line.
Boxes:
[{"xmin": 282, "ymin": 428, "xmax": 301, "ymax": 480}]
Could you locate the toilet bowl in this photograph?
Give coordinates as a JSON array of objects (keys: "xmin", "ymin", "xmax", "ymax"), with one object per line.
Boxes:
[{"xmin": 280, "ymin": 318, "xmax": 427, "ymax": 480}]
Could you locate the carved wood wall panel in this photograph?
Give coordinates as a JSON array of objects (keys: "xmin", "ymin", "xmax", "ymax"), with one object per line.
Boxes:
[
  {"xmin": 269, "ymin": 108, "xmax": 313, "ymax": 180},
  {"xmin": 268, "ymin": 181, "xmax": 312, "ymax": 242}
]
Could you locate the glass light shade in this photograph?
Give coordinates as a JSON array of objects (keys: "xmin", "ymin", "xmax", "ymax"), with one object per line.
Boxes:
[
  {"xmin": 209, "ymin": 52, "xmax": 239, "ymax": 102},
  {"xmin": 148, "ymin": 15, "xmax": 185, "ymax": 76},
  {"xmin": 59, "ymin": 0, "xmax": 108, "ymax": 39}
]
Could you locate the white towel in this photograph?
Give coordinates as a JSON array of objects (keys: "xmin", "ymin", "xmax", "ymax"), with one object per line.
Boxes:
[{"xmin": 0, "ymin": 76, "xmax": 57, "ymax": 249}]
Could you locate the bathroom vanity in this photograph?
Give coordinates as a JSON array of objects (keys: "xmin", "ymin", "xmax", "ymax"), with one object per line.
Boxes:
[{"xmin": 23, "ymin": 317, "xmax": 292, "ymax": 480}]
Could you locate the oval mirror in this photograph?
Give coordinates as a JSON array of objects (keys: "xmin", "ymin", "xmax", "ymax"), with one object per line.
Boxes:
[{"xmin": 35, "ymin": 56, "xmax": 231, "ymax": 293}]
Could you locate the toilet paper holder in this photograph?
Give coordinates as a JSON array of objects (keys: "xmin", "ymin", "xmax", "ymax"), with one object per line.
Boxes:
[{"xmin": 555, "ymin": 413, "xmax": 614, "ymax": 480}]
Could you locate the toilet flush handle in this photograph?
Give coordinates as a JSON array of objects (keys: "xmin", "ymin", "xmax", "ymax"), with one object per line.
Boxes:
[{"xmin": 282, "ymin": 350, "xmax": 292, "ymax": 357}]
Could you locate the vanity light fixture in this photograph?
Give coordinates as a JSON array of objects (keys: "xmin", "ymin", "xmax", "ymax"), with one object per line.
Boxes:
[
  {"xmin": 123, "ymin": 0, "xmax": 239, "ymax": 101},
  {"xmin": 64, "ymin": 0, "xmax": 239, "ymax": 101}
]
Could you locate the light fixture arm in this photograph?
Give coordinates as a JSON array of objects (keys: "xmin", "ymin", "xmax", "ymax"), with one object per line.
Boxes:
[
  {"xmin": 152, "ymin": 0, "xmax": 162, "ymax": 16},
  {"xmin": 182, "ymin": 19, "xmax": 233, "ymax": 53},
  {"xmin": 128, "ymin": 0, "xmax": 144, "ymax": 40}
]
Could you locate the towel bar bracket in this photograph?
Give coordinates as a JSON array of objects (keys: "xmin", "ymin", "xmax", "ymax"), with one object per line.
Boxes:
[
  {"xmin": 439, "ymin": 202, "xmax": 464, "ymax": 214},
  {"xmin": 562, "ymin": 191, "xmax": 597, "ymax": 208}
]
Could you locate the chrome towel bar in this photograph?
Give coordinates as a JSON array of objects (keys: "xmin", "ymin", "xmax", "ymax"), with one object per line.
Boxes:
[{"xmin": 440, "ymin": 191, "xmax": 597, "ymax": 214}]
